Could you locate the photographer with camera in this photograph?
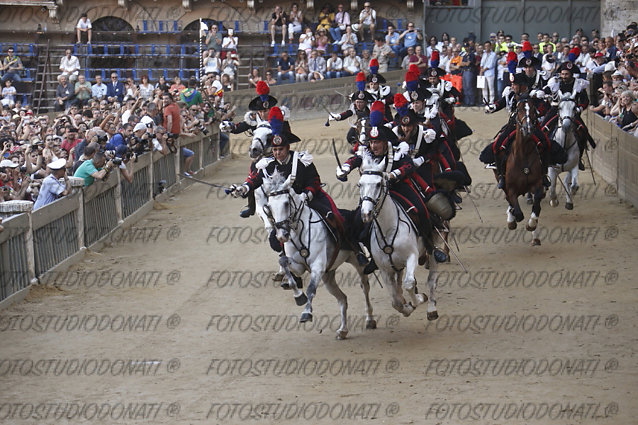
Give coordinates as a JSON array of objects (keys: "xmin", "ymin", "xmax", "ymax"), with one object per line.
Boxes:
[
  {"xmin": 33, "ymin": 158, "xmax": 70, "ymax": 210},
  {"xmin": 73, "ymin": 151, "xmax": 113, "ymax": 187},
  {"xmin": 398, "ymin": 22, "xmax": 423, "ymax": 58},
  {"xmin": 129, "ymin": 122, "xmax": 155, "ymax": 157}
]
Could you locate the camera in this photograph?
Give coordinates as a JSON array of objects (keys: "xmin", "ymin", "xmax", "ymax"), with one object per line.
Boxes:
[
  {"xmin": 19, "ymin": 166, "xmax": 27, "ymax": 173},
  {"xmin": 112, "ymin": 157, "xmax": 122, "ymax": 166},
  {"xmin": 97, "ymin": 134, "xmax": 108, "ymax": 143}
]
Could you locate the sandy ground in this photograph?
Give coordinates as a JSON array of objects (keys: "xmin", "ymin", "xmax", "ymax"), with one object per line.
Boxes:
[{"xmin": 0, "ymin": 109, "xmax": 637, "ymax": 425}]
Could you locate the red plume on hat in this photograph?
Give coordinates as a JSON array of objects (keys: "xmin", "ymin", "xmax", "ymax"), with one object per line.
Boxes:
[
  {"xmin": 256, "ymin": 81, "xmax": 270, "ymax": 102},
  {"xmin": 356, "ymin": 71, "xmax": 366, "ymax": 91},
  {"xmin": 393, "ymin": 93, "xmax": 409, "ymax": 117},
  {"xmin": 369, "ymin": 100, "xmax": 385, "ymax": 127},
  {"xmin": 405, "ymin": 70, "xmax": 419, "ymax": 92},
  {"xmin": 430, "ymin": 49, "xmax": 440, "ymax": 68},
  {"xmin": 522, "ymin": 40, "xmax": 532, "ymax": 58},
  {"xmin": 568, "ymin": 47, "xmax": 581, "ymax": 62},
  {"xmin": 369, "ymin": 58, "xmax": 379, "ymax": 74},
  {"xmin": 268, "ymin": 106, "xmax": 284, "ymax": 135}
]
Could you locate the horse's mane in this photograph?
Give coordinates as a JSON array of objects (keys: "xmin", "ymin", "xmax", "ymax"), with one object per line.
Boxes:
[
  {"xmin": 263, "ymin": 169, "xmax": 288, "ymax": 193},
  {"xmin": 361, "ymin": 151, "xmax": 386, "ymax": 172}
]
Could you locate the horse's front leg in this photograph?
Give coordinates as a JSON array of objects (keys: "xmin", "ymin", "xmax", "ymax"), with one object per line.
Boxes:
[
  {"xmin": 382, "ymin": 269, "xmax": 413, "ymax": 317},
  {"xmin": 403, "ymin": 252, "xmax": 426, "ymax": 308},
  {"xmin": 548, "ymin": 166, "xmax": 559, "ymax": 207},
  {"xmin": 425, "ymin": 254, "xmax": 439, "ymax": 321},
  {"xmin": 300, "ymin": 266, "xmax": 323, "ymax": 323},
  {"xmin": 564, "ymin": 170, "xmax": 575, "ymax": 210},
  {"xmin": 321, "ymin": 270, "xmax": 348, "ymax": 339},
  {"xmin": 529, "ymin": 187, "xmax": 544, "ymax": 246}
]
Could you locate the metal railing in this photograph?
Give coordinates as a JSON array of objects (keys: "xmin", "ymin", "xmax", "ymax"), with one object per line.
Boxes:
[{"xmin": 0, "ymin": 131, "xmax": 221, "ymax": 304}]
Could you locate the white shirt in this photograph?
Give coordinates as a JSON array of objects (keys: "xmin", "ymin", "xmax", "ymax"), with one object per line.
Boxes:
[
  {"xmin": 92, "ymin": 82, "xmax": 107, "ymax": 99},
  {"xmin": 60, "ymin": 55, "xmax": 80, "ymax": 74},
  {"xmin": 76, "ymin": 18, "xmax": 92, "ymax": 30},
  {"xmin": 327, "ymin": 57, "xmax": 343, "ymax": 71},
  {"xmin": 359, "ymin": 8, "xmax": 376, "ymax": 25},
  {"xmin": 222, "ymin": 36, "xmax": 238, "ymax": 50}
]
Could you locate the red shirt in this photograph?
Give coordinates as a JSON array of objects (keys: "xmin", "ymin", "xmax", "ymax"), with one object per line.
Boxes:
[
  {"xmin": 61, "ymin": 137, "xmax": 82, "ymax": 160},
  {"xmin": 163, "ymin": 103, "xmax": 181, "ymax": 135}
]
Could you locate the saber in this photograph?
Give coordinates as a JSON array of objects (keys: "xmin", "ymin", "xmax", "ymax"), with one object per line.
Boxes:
[
  {"xmin": 322, "ymin": 104, "xmax": 334, "ymax": 127},
  {"xmin": 434, "ymin": 226, "xmax": 468, "ymax": 273},
  {"xmin": 465, "ymin": 186, "xmax": 483, "ymax": 223},
  {"xmin": 584, "ymin": 149, "xmax": 596, "ymax": 186},
  {"xmin": 332, "ymin": 138, "xmax": 344, "ymax": 172},
  {"xmin": 334, "ymin": 89, "xmax": 348, "ymax": 98},
  {"xmin": 178, "ymin": 173, "xmax": 232, "ymax": 193}
]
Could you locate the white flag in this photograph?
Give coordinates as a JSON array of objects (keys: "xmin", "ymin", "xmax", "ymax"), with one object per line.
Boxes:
[{"xmin": 199, "ymin": 20, "xmax": 208, "ymax": 38}]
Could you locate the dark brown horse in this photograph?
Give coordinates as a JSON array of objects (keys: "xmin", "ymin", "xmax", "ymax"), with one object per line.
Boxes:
[{"xmin": 502, "ymin": 97, "xmax": 545, "ymax": 246}]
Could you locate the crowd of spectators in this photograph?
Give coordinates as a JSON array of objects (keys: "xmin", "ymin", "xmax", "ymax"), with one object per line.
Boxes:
[
  {"xmin": 262, "ymin": 2, "xmax": 424, "ymax": 84},
  {"xmin": 202, "ymin": 22, "xmax": 241, "ymax": 91},
  {"xmin": 0, "ymin": 64, "xmax": 234, "ymax": 208}
]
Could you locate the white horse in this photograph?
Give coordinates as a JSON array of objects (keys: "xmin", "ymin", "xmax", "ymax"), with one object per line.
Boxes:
[
  {"xmin": 262, "ymin": 170, "xmax": 375, "ymax": 339},
  {"xmin": 358, "ymin": 149, "xmax": 439, "ymax": 320},
  {"xmin": 548, "ymin": 93, "xmax": 580, "ymax": 210}
]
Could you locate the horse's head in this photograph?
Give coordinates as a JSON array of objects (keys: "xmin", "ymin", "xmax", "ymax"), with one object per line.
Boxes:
[
  {"xmin": 359, "ymin": 151, "xmax": 389, "ymax": 223},
  {"xmin": 558, "ymin": 92, "xmax": 576, "ymax": 131},
  {"xmin": 250, "ymin": 122, "xmax": 272, "ymax": 159},
  {"xmin": 262, "ymin": 170, "xmax": 297, "ymax": 243},
  {"xmin": 515, "ymin": 97, "xmax": 536, "ymax": 138}
]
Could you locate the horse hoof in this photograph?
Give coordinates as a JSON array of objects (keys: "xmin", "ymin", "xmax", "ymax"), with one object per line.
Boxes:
[
  {"xmin": 336, "ymin": 330, "xmax": 348, "ymax": 339},
  {"xmin": 295, "ymin": 293, "xmax": 308, "ymax": 306},
  {"xmin": 531, "ymin": 238, "xmax": 541, "ymax": 246},
  {"xmin": 526, "ymin": 196, "xmax": 533, "ymax": 205},
  {"xmin": 508, "ymin": 221, "xmax": 517, "ymax": 230},
  {"xmin": 526, "ymin": 224, "xmax": 537, "ymax": 232},
  {"xmin": 300, "ymin": 312, "xmax": 313, "ymax": 323},
  {"xmin": 549, "ymin": 199, "xmax": 559, "ymax": 207},
  {"xmin": 427, "ymin": 311, "xmax": 439, "ymax": 321},
  {"xmin": 565, "ymin": 202, "xmax": 574, "ymax": 210},
  {"xmin": 281, "ymin": 280, "xmax": 292, "ymax": 290},
  {"xmin": 366, "ymin": 319, "xmax": 377, "ymax": 329},
  {"xmin": 571, "ymin": 186, "xmax": 579, "ymax": 195},
  {"xmin": 272, "ymin": 272, "xmax": 285, "ymax": 282}
]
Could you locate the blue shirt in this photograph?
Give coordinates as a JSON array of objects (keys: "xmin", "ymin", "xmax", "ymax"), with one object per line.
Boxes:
[
  {"xmin": 403, "ymin": 31, "xmax": 418, "ymax": 48},
  {"xmin": 386, "ymin": 32, "xmax": 400, "ymax": 46},
  {"xmin": 33, "ymin": 174, "xmax": 66, "ymax": 210}
]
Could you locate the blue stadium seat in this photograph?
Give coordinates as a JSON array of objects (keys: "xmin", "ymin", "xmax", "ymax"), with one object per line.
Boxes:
[
  {"xmin": 234, "ymin": 21, "xmax": 240, "ymax": 32},
  {"xmin": 397, "ymin": 19, "xmax": 404, "ymax": 31}
]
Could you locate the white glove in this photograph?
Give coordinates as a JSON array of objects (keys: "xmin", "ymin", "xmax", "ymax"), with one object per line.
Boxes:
[
  {"xmin": 328, "ymin": 113, "xmax": 339, "ymax": 121},
  {"xmin": 413, "ymin": 156, "xmax": 425, "ymax": 167},
  {"xmin": 485, "ymin": 104, "xmax": 496, "ymax": 114},
  {"xmin": 300, "ymin": 191, "xmax": 313, "ymax": 203},
  {"xmin": 219, "ymin": 121, "xmax": 233, "ymax": 132},
  {"xmin": 423, "ymin": 129, "xmax": 437, "ymax": 143},
  {"xmin": 235, "ymin": 184, "xmax": 249, "ymax": 198},
  {"xmin": 444, "ymin": 97, "xmax": 456, "ymax": 104},
  {"xmin": 427, "ymin": 109, "xmax": 438, "ymax": 120},
  {"xmin": 336, "ymin": 163, "xmax": 350, "ymax": 180},
  {"xmin": 575, "ymin": 106, "xmax": 582, "ymax": 114},
  {"xmin": 530, "ymin": 90, "xmax": 545, "ymax": 99},
  {"xmin": 386, "ymin": 170, "xmax": 401, "ymax": 181},
  {"xmin": 244, "ymin": 111, "xmax": 258, "ymax": 126}
]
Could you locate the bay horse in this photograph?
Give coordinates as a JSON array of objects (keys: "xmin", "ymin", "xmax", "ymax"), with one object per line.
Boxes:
[{"xmin": 503, "ymin": 97, "xmax": 545, "ymax": 246}]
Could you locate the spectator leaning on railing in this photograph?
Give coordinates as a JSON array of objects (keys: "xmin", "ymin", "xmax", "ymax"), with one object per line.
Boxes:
[{"xmin": 33, "ymin": 158, "xmax": 69, "ymax": 210}]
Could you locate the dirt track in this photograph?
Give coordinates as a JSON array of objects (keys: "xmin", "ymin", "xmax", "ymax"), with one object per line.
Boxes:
[{"xmin": 1, "ymin": 109, "xmax": 637, "ymax": 425}]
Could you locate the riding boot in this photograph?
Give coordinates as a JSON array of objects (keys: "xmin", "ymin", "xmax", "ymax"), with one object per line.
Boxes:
[
  {"xmin": 358, "ymin": 221, "xmax": 377, "ymax": 275},
  {"xmin": 239, "ymin": 190, "xmax": 256, "ymax": 218},
  {"xmin": 575, "ymin": 131, "xmax": 587, "ymax": 171}
]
